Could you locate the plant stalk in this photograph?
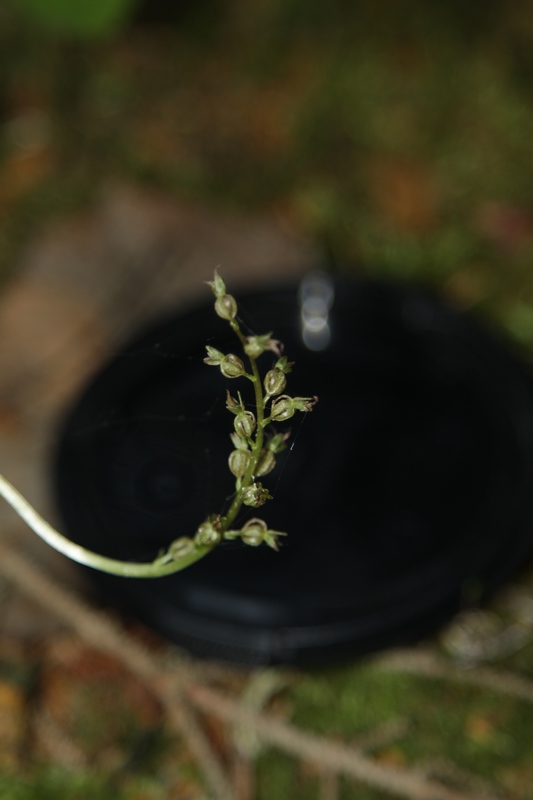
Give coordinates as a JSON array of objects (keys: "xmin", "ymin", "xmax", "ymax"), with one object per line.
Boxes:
[{"xmin": 0, "ymin": 473, "xmax": 212, "ymax": 578}]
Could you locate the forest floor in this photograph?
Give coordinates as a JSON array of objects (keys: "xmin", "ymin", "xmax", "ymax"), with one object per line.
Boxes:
[{"xmin": 1, "ymin": 2, "xmax": 533, "ymax": 798}]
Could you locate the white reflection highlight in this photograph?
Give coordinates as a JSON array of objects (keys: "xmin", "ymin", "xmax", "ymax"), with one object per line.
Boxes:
[{"xmin": 298, "ymin": 271, "xmax": 334, "ymax": 351}]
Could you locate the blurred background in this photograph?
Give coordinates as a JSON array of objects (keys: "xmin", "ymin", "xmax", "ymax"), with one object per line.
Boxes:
[
  {"xmin": 2, "ymin": 0, "xmax": 533, "ymax": 330},
  {"xmin": 1, "ymin": 1, "xmax": 533, "ymax": 798}
]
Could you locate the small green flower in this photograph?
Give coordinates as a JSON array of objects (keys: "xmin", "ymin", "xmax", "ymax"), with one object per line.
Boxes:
[
  {"xmin": 203, "ymin": 345, "xmax": 224, "ymax": 366},
  {"xmin": 225, "ymin": 391, "xmax": 243, "ymax": 413},
  {"xmin": 266, "ymin": 431, "xmax": 290, "ymax": 453},
  {"xmin": 239, "ymin": 518, "xmax": 287, "ymax": 550},
  {"xmin": 194, "ymin": 521, "xmax": 222, "ymax": 547},
  {"xmin": 205, "ymin": 269, "xmax": 227, "ymax": 297},
  {"xmin": 275, "ymin": 356, "xmax": 294, "ymax": 374},
  {"xmin": 241, "ymin": 482, "xmax": 272, "ymax": 507},
  {"xmin": 244, "ymin": 333, "xmax": 282, "ymax": 359},
  {"xmin": 292, "ymin": 395, "xmax": 319, "ymax": 412},
  {"xmin": 270, "ymin": 394, "xmax": 318, "ymax": 421},
  {"xmin": 263, "ymin": 529, "xmax": 287, "ymax": 551}
]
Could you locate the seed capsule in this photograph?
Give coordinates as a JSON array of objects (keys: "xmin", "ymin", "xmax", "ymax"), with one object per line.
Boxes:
[
  {"xmin": 234, "ymin": 410, "xmax": 256, "ymax": 438},
  {"xmin": 241, "ymin": 525, "xmax": 264, "ymax": 546},
  {"xmin": 255, "ymin": 449, "xmax": 276, "ymax": 476},
  {"xmin": 264, "ymin": 368, "xmax": 287, "ymax": 396},
  {"xmin": 228, "ymin": 449, "xmax": 252, "ymax": 479},
  {"xmin": 240, "ymin": 518, "xmax": 267, "ymax": 546},
  {"xmin": 270, "ymin": 395, "xmax": 295, "ymax": 421},
  {"xmin": 215, "ymin": 293, "xmax": 238, "ymax": 320},
  {"xmin": 220, "ymin": 353, "xmax": 245, "ymax": 378}
]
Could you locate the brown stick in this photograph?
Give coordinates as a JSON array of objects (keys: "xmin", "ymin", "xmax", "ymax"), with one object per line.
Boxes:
[
  {"xmin": 0, "ymin": 541, "xmax": 506, "ymax": 800},
  {"xmin": 188, "ymin": 683, "xmax": 499, "ymax": 800},
  {"xmin": 375, "ymin": 648, "xmax": 533, "ymax": 703},
  {"xmin": 0, "ymin": 542, "xmax": 235, "ymax": 800}
]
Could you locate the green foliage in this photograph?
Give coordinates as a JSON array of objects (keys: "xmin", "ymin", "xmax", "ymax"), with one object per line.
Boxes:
[
  {"xmin": 267, "ymin": 660, "xmax": 533, "ymax": 796},
  {"xmin": 7, "ymin": 0, "xmax": 138, "ymax": 38},
  {"xmin": 0, "ymin": 770, "xmax": 119, "ymax": 800}
]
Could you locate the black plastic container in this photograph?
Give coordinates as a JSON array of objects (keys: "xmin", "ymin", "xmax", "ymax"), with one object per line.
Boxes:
[{"xmin": 54, "ymin": 275, "xmax": 533, "ymax": 665}]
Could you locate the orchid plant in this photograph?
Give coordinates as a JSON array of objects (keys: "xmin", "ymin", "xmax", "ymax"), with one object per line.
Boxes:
[{"xmin": 0, "ymin": 271, "xmax": 317, "ymax": 577}]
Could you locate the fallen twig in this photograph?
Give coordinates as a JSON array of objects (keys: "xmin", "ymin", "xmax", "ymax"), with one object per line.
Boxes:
[
  {"xmin": 0, "ymin": 540, "xmax": 234, "ymax": 800},
  {"xmin": 188, "ymin": 683, "xmax": 499, "ymax": 800},
  {"xmin": 375, "ymin": 647, "xmax": 533, "ymax": 703},
  {"xmin": 0, "ymin": 540, "xmax": 506, "ymax": 800}
]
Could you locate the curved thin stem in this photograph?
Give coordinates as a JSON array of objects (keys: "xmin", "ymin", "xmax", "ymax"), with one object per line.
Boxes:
[
  {"xmin": 0, "ymin": 273, "xmax": 295, "ymax": 578},
  {"xmin": 0, "ymin": 473, "xmax": 212, "ymax": 578}
]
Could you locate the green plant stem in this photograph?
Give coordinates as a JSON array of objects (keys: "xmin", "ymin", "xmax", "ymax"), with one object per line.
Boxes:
[
  {"xmin": 221, "ymin": 321, "xmax": 266, "ymax": 532},
  {"xmin": 0, "ymin": 473, "xmax": 213, "ymax": 578}
]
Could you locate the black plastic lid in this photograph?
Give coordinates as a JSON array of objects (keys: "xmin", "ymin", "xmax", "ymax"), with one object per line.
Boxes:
[{"xmin": 54, "ymin": 276, "xmax": 533, "ymax": 665}]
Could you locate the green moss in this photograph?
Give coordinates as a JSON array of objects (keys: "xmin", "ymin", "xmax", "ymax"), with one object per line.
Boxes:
[{"xmin": 0, "ymin": 770, "xmax": 119, "ymax": 800}]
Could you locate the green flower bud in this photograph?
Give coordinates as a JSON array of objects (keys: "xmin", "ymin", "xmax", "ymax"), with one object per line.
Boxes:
[
  {"xmin": 241, "ymin": 482, "xmax": 272, "ymax": 507},
  {"xmin": 244, "ymin": 337, "xmax": 266, "ymax": 360},
  {"xmin": 168, "ymin": 537, "xmax": 196, "ymax": 560},
  {"xmin": 194, "ymin": 521, "xmax": 222, "ymax": 547},
  {"xmin": 225, "ymin": 390, "xmax": 243, "ymax": 414},
  {"xmin": 228, "ymin": 448, "xmax": 252, "ymax": 479},
  {"xmin": 270, "ymin": 394, "xmax": 295, "ymax": 421},
  {"xmin": 220, "ymin": 353, "xmax": 245, "ymax": 378},
  {"xmin": 234, "ymin": 410, "xmax": 256, "ymax": 438},
  {"xmin": 215, "ymin": 293, "xmax": 238, "ymax": 321},
  {"xmin": 255, "ymin": 449, "xmax": 276, "ymax": 476},
  {"xmin": 244, "ymin": 333, "xmax": 282, "ymax": 359},
  {"xmin": 264, "ymin": 368, "xmax": 286, "ymax": 396},
  {"xmin": 205, "ymin": 269, "xmax": 227, "ymax": 297}
]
